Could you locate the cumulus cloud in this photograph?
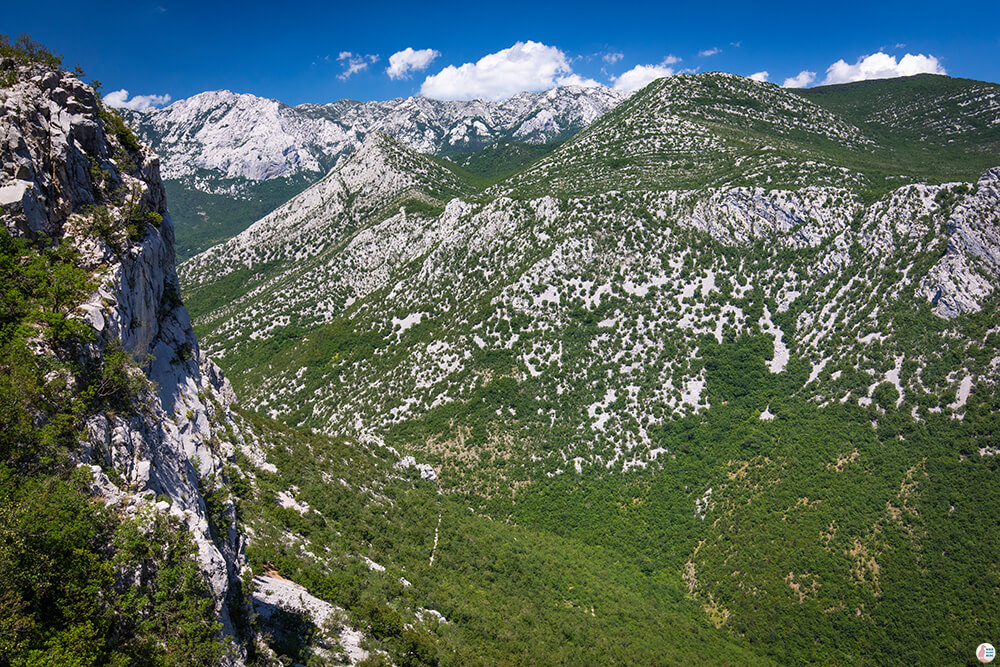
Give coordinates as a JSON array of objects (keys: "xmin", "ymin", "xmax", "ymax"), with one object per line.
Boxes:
[
  {"xmin": 782, "ymin": 70, "xmax": 816, "ymax": 88},
  {"xmin": 556, "ymin": 73, "xmax": 601, "ymax": 88},
  {"xmin": 103, "ymin": 89, "xmax": 171, "ymax": 111},
  {"xmin": 420, "ymin": 41, "xmax": 592, "ymax": 101},
  {"xmin": 612, "ymin": 62, "xmax": 676, "ymax": 92},
  {"xmin": 386, "ymin": 47, "xmax": 441, "ymax": 80},
  {"xmin": 603, "ymin": 51, "xmax": 624, "ymax": 64},
  {"xmin": 822, "ymin": 52, "xmax": 945, "ymax": 85},
  {"xmin": 699, "ymin": 47, "xmax": 721, "ymax": 57},
  {"xmin": 662, "ymin": 54, "xmax": 682, "ymax": 65},
  {"xmin": 749, "ymin": 71, "xmax": 769, "ymax": 82},
  {"xmin": 338, "ymin": 52, "xmax": 379, "ymax": 81}
]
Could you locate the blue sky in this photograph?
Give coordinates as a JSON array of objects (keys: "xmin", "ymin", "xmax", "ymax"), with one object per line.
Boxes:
[{"xmin": 5, "ymin": 0, "xmax": 1000, "ymax": 107}]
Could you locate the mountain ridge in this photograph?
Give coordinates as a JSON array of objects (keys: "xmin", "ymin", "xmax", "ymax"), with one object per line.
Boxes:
[
  {"xmin": 122, "ymin": 84, "xmax": 626, "ymax": 259},
  {"xmin": 123, "ymin": 84, "xmax": 627, "ymax": 182}
]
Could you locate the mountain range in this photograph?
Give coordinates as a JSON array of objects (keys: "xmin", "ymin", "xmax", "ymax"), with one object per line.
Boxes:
[
  {"xmin": 179, "ymin": 71, "xmax": 1000, "ymax": 663},
  {"xmin": 122, "ymin": 86, "xmax": 625, "ymax": 259}
]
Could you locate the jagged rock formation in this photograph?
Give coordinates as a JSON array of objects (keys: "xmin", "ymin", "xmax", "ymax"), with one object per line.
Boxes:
[
  {"xmin": 1, "ymin": 57, "xmax": 252, "ymax": 656},
  {"xmin": 919, "ymin": 167, "xmax": 1000, "ymax": 317}
]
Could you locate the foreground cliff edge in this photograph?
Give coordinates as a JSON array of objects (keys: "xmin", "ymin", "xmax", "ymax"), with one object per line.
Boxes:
[{"xmin": 0, "ymin": 47, "xmax": 267, "ymax": 662}]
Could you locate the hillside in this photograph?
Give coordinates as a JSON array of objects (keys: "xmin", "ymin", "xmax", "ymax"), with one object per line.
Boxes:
[
  {"xmin": 799, "ymin": 73, "xmax": 1000, "ymax": 163},
  {"xmin": 180, "ymin": 72, "xmax": 1000, "ymax": 664}
]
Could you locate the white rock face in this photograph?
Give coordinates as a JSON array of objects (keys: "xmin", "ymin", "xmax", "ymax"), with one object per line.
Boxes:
[
  {"xmin": 123, "ymin": 85, "xmax": 627, "ymax": 183},
  {"xmin": 179, "ymin": 132, "xmax": 470, "ymax": 283},
  {"xmin": 1, "ymin": 59, "xmax": 251, "ymax": 657},
  {"xmin": 920, "ymin": 168, "xmax": 1000, "ymax": 318},
  {"xmin": 0, "ymin": 68, "xmax": 109, "ymax": 235},
  {"xmin": 181, "ymin": 133, "xmax": 1000, "ymax": 473},
  {"xmin": 253, "ymin": 575, "xmax": 369, "ymax": 664}
]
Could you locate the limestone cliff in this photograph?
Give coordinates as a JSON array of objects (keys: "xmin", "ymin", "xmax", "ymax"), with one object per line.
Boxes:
[{"xmin": 1, "ymin": 57, "xmax": 250, "ymax": 657}]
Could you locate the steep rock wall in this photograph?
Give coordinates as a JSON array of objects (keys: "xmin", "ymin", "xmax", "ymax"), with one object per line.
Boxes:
[{"xmin": 0, "ymin": 57, "xmax": 251, "ymax": 656}]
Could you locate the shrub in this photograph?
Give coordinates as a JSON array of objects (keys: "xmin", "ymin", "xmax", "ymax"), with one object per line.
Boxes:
[
  {"xmin": 89, "ymin": 340, "xmax": 148, "ymax": 414},
  {"xmin": 0, "ymin": 33, "xmax": 62, "ymax": 69}
]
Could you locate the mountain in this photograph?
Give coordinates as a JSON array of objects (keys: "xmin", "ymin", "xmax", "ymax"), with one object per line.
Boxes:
[
  {"xmin": 122, "ymin": 86, "xmax": 626, "ymax": 259},
  {"xmin": 180, "ymin": 72, "xmax": 1000, "ymax": 664}
]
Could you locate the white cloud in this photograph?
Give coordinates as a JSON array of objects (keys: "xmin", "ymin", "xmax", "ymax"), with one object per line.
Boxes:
[
  {"xmin": 103, "ymin": 89, "xmax": 171, "ymax": 111},
  {"xmin": 612, "ymin": 63, "xmax": 676, "ymax": 92},
  {"xmin": 663, "ymin": 54, "xmax": 682, "ymax": 65},
  {"xmin": 338, "ymin": 52, "xmax": 379, "ymax": 81},
  {"xmin": 556, "ymin": 73, "xmax": 601, "ymax": 88},
  {"xmin": 822, "ymin": 52, "xmax": 945, "ymax": 85},
  {"xmin": 699, "ymin": 47, "xmax": 721, "ymax": 57},
  {"xmin": 386, "ymin": 48, "xmax": 441, "ymax": 80},
  {"xmin": 603, "ymin": 51, "xmax": 624, "ymax": 64},
  {"xmin": 420, "ymin": 41, "xmax": 591, "ymax": 101},
  {"xmin": 749, "ymin": 71, "xmax": 769, "ymax": 82},
  {"xmin": 782, "ymin": 70, "xmax": 816, "ymax": 88}
]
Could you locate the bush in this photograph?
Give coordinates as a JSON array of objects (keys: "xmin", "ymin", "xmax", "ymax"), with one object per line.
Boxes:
[
  {"xmin": 0, "ymin": 33, "xmax": 62, "ymax": 69},
  {"xmin": 88, "ymin": 340, "xmax": 148, "ymax": 414}
]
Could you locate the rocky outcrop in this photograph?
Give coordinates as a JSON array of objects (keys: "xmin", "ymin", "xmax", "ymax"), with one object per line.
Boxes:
[
  {"xmin": 0, "ymin": 63, "xmax": 107, "ymax": 235},
  {"xmin": 253, "ymin": 575, "xmax": 369, "ymax": 664},
  {"xmin": 920, "ymin": 168, "xmax": 1000, "ymax": 318},
  {"xmin": 1, "ymin": 58, "xmax": 251, "ymax": 657}
]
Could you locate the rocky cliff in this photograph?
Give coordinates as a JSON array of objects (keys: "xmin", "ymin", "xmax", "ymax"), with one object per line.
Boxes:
[{"xmin": 1, "ymin": 56, "xmax": 251, "ymax": 656}]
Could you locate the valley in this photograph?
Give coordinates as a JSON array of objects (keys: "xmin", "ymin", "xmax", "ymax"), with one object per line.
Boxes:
[{"xmin": 172, "ymin": 72, "xmax": 1000, "ymax": 664}]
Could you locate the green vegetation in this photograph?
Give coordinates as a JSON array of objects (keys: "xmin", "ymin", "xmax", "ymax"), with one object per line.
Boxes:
[
  {"xmin": 799, "ymin": 74, "xmax": 1000, "ymax": 187},
  {"xmin": 500, "ymin": 73, "xmax": 1000, "ymax": 202},
  {"xmin": 231, "ymin": 408, "xmax": 772, "ymax": 665},
  {"xmin": 227, "ymin": 328, "xmax": 1000, "ymax": 665},
  {"xmin": 445, "ymin": 140, "xmax": 562, "ymax": 183},
  {"xmin": 0, "ymin": 33, "xmax": 62, "ymax": 70},
  {"xmin": 0, "ymin": 227, "xmax": 228, "ymax": 665},
  {"xmin": 164, "ymin": 174, "xmax": 317, "ymax": 261},
  {"xmin": 97, "ymin": 104, "xmax": 142, "ymax": 154},
  {"xmin": 0, "ymin": 469, "xmax": 227, "ymax": 666}
]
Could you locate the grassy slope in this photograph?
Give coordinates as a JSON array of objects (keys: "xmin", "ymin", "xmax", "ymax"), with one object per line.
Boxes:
[
  {"xmin": 445, "ymin": 140, "xmax": 563, "ymax": 183},
  {"xmin": 233, "ymin": 408, "xmax": 772, "ymax": 665},
  {"xmin": 501, "ymin": 73, "xmax": 1000, "ymax": 201}
]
